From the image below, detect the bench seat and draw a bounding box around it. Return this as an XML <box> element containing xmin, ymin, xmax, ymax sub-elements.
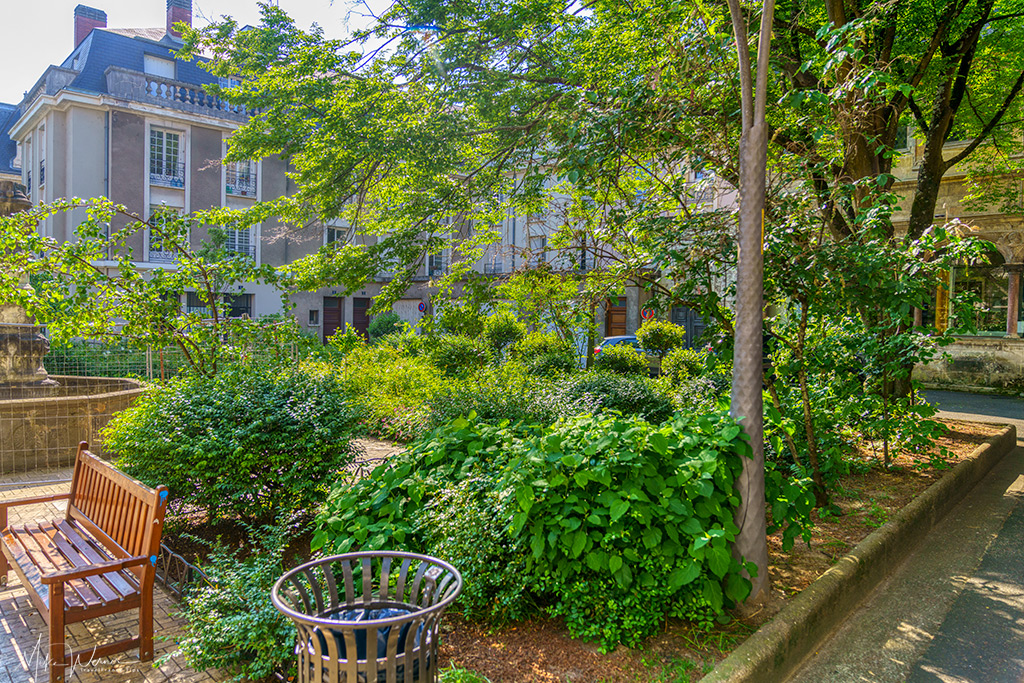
<box><xmin>2</xmin><ymin>519</ymin><xmax>142</xmax><ymax>613</ymax></box>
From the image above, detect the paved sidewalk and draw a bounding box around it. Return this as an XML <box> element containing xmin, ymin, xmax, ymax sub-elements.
<box><xmin>787</xmin><ymin>391</ymin><xmax>1024</xmax><ymax>683</ymax></box>
<box><xmin>1</xmin><ymin>468</ymin><xmax>224</xmax><ymax>683</ymax></box>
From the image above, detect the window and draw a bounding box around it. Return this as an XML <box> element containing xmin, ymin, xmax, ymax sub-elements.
<box><xmin>144</xmin><ymin>55</ymin><xmax>175</xmax><ymax>79</ymax></box>
<box><xmin>148</xmin><ymin>206</ymin><xmax>181</xmax><ymax>263</ymax></box>
<box><xmin>218</xmin><ymin>76</ymin><xmax>243</xmax><ymax>88</ymax></box>
<box><xmin>484</xmin><ymin>255</ymin><xmax>504</xmax><ymax>274</ymax></box>
<box><xmin>326</xmin><ymin>226</ymin><xmax>346</xmax><ymax>244</ymax></box>
<box><xmin>224</xmin><ymin>226</ymin><xmax>254</xmax><ymax>258</ymax></box>
<box><xmin>37</xmin><ymin>127</ymin><xmax>45</xmax><ymax>187</ymax></box>
<box><xmin>225</xmin><ymin>160</ymin><xmax>257</xmax><ymax>196</ymax></box>
<box><xmin>150</xmin><ymin>129</ymin><xmax>184</xmax><ymax>187</ymax></box>
<box><xmin>529</xmin><ymin>235</ymin><xmax>547</xmax><ymax>264</ymax></box>
<box><xmin>952</xmin><ymin>264</ymin><xmax>1009</xmax><ymax>334</ymax></box>
<box><xmin>225</xmin><ymin>293</ymin><xmax>252</xmax><ymax>318</ymax></box>
<box><xmin>428</xmin><ymin>251</ymin><xmax>446</xmax><ymax>276</ymax></box>
<box><xmin>309</xmin><ymin>309</ymin><xmax>320</xmax><ymax>326</ymax></box>
<box><xmin>186</xmin><ymin>292</ymin><xmax>252</xmax><ymax>318</ymax></box>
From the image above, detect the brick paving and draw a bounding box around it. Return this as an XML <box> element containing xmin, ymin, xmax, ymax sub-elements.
<box><xmin>1</xmin><ymin>468</ymin><xmax>226</xmax><ymax>683</ymax></box>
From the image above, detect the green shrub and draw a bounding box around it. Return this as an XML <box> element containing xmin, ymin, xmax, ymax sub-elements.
<box><xmin>336</xmin><ymin>345</ymin><xmax>443</xmax><ymax>441</ymax></box>
<box><xmin>104</xmin><ymin>363</ymin><xmax>360</xmax><ymax>522</ymax></box>
<box><xmin>314</xmin><ymin>413</ymin><xmax>756</xmax><ymax>652</ymax></box>
<box><xmin>367</xmin><ymin>312</ymin><xmax>402</xmax><ymax>340</ymax></box>
<box><xmin>328</xmin><ymin>326</ymin><xmax>366</xmax><ymax>355</ymax></box>
<box><xmin>176</xmin><ymin>522</ymin><xmax>298</xmax><ymax>682</ymax></box>
<box><xmin>421</xmin><ymin>478</ymin><xmax>533</xmax><ymax>623</ymax></box>
<box><xmin>428</xmin><ymin>335</ymin><xmax>491</xmax><ymax>377</ymax></box>
<box><xmin>635</xmin><ymin>319</ymin><xmax>688</xmax><ymax>357</ymax></box>
<box><xmin>434</xmin><ymin>301</ymin><xmax>485</xmax><ymax>338</ymax></box>
<box><xmin>537</xmin><ymin>371</ymin><xmax>674</xmax><ymax>423</ymax></box>
<box><xmin>663</xmin><ymin>347</ymin><xmax>707</xmax><ymax>381</ymax></box>
<box><xmin>509</xmin><ymin>331</ymin><xmax>573</xmax><ymax>360</ymax></box>
<box><xmin>313</xmin><ymin>417</ymin><xmax>518</xmax><ymax>555</ymax></box>
<box><xmin>509</xmin><ymin>332</ymin><xmax>576</xmax><ymax>375</ymax></box>
<box><xmin>426</xmin><ymin>366</ymin><xmax>542</xmax><ymax>427</ymax></box>
<box><xmin>482</xmin><ymin>309</ymin><xmax>527</xmax><ymax>357</ymax></box>
<box><xmin>377</xmin><ymin>328</ymin><xmax>426</xmax><ymax>356</ymax></box>
<box><xmin>506</xmin><ymin>413</ymin><xmax>753</xmax><ymax>650</ymax></box>
<box><xmin>593</xmin><ymin>343</ymin><xmax>648</xmax><ymax>375</ymax></box>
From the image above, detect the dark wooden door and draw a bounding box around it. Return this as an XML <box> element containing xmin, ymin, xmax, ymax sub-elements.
<box><xmin>605</xmin><ymin>297</ymin><xmax>627</xmax><ymax>337</ymax></box>
<box><xmin>323</xmin><ymin>297</ymin><xmax>344</xmax><ymax>343</ymax></box>
<box><xmin>353</xmin><ymin>297</ymin><xmax>371</xmax><ymax>338</ymax></box>
<box><xmin>671</xmin><ymin>305</ymin><xmax>706</xmax><ymax>348</ymax></box>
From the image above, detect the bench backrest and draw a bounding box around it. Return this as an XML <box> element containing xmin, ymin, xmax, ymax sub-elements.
<box><xmin>67</xmin><ymin>442</ymin><xmax>168</xmax><ymax>566</ymax></box>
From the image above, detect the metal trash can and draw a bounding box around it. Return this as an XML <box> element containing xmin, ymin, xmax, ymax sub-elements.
<box><xmin>272</xmin><ymin>551</ymin><xmax>462</xmax><ymax>683</ymax></box>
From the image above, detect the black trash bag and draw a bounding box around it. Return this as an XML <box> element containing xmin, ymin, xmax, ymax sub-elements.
<box><xmin>306</xmin><ymin>607</ymin><xmax>428</xmax><ymax>682</ymax></box>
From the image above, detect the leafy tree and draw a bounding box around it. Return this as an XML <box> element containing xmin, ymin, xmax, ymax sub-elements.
<box><xmin>0</xmin><ymin>198</ymin><xmax>285</xmax><ymax>376</ymax></box>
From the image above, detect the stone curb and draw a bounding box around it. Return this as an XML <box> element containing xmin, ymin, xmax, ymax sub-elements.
<box><xmin>703</xmin><ymin>424</ymin><xmax>1019</xmax><ymax>683</ymax></box>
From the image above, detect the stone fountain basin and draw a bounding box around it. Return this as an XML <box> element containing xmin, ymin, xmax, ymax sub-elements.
<box><xmin>0</xmin><ymin>376</ymin><xmax>147</xmax><ymax>474</ymax></box>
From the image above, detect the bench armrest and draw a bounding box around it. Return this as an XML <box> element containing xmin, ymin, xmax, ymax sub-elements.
<box><xmin>40</xmin><ymin>555</ymin><xmax>153</xmax><ymax>585</ymax></box>
<box><xmin>0</xmin><ymin>492</ymin><xmax>71</xmax><ymax>512</ymax></box>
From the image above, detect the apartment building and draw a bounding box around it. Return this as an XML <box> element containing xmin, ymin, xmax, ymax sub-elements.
<box><xmin>1</xmin><ymin>2</ymin><xmax>335</xmax><ymax>330</ymax></box>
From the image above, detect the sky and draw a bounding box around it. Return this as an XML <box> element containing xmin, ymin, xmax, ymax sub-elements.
<box><xmin>0</xmin><ymin>0</ymin><xmax>378</xmax><ymax>105</ymax></box>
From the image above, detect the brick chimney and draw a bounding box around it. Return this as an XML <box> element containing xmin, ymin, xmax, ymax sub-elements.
<box><xmin>166</xmin><ymin>0</ymin><xmax>192</xmax><ymax>38</ymax></box>
<box><xmin>74</xmin><ymin>5</ymin><xmax>107</xmax><ymax>49</ymax></box>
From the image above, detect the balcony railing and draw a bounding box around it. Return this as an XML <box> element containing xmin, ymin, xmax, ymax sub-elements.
<box><xmin>104</xmin><ymin>67</ymin><xmax>253</xmax><ymax>123</ymax></box>
<box><xmin>148</xmin><ymin>249</ymin><xmax>178</xmax><ymax>264</ymax></box>
<box><xmin>225</xmin><ymin>167</ymin><xmax>258</xmax><ymax>196</ymax></box>
<box><xmin>150</xmin><ymin>160</ymin><xmax>185</xmax><ymax>188</ymax></box>
<box><xmin>225</xmin><ymin>243</ymin><xmax>256</xmax><ymax>259</ymax></box>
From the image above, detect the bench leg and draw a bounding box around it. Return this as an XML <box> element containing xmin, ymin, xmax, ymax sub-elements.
<box><xmin>49</xmin><ymin>584</ymin><xmax>69</xmax><ymax>683</ymax></box>
<box><xmin>0</xmin><ymin>507</ymin><xmax>8</xmax><ymax>586</ymax></box>
<box><xmin>139</xmin><ymin>587</ymin><xmax>154</xmax><ymax>662</ymax></box>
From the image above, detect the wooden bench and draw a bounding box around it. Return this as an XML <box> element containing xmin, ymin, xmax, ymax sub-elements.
<box><xmin>0</xmin><ymin>442</ymin><xmax>168</xmax><ymax>683</ymax></box>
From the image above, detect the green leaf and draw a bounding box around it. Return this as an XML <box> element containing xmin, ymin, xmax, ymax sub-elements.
<box><xmin>608</xmin><ymin>554</ymin><xmax>623</xmax><ymax>573</ymax></box>
<box><xmin>707</xmin><ymin>545</ymin><xmax>731</xmax><ymax>578</ymax></box>
<box><xmin>649</xmin><ymin>432</ymin><xmax>669</xmax><ymax>456</ymax></box>
<box><xmin>570</xmin><ymin>530</ymin><xmax>587</xmax><ymax>558</ymax></box>
<box><xmin>668</xmin><ymin>561</ymin><xmax>701</xmax><ymax>589</ymax></box>
<box><xmin>516</xmin><ymin>486</ymin><xmax>535</xmax><ymax>513</ymax></box>
<box><xmin>609</xmin><ymin>499</ymin><xmax>630</xmax><ymax>522</ymax></box>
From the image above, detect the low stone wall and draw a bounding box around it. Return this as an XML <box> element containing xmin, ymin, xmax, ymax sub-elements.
<box><xmin>0</xmin><ymin>376</ymin><xmax>147</xmax><ymax>473</ymax></box>
<box><xmin>916</xmin><ymin>336</ymin><xmax>1024</xmax><ymax>394</ymax></box>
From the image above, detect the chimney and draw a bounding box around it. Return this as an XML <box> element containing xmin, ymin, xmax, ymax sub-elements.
<box><xmin>74</xmin><ymin>5</ymin><xmax>107</xmax><ymax>49</ymax></box>
<box><xmin>166</xmin><ymin>0</ymin><xmax>192</xmax><ymax>38</ymax></box>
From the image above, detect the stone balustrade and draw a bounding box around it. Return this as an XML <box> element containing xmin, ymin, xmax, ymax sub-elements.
<box><xmin>105</xmin><ymin>66</ymin><xmax>251</xmax><ymax>122</ymax></box>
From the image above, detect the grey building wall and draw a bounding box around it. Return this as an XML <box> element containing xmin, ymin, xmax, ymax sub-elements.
<box><xmin>189</xmin><ymin>125</ymin><xmax>222</xmax><ymax>248</ymax></box>
<box><xmin>109</xmin><ymin>109</ymin><xmax>145</xmax><ymax>254</ymax></box>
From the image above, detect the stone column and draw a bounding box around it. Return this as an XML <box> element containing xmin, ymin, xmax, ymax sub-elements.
<box><xmin>1007</xmin><ymin>265</ymin><xmax>1022</xmax><ymax>338</ymax></box>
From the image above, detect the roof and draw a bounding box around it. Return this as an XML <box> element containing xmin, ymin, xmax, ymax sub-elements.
<box><xmin>0</xmin><ymin>103</ymin><xmax>20</xmax><ymax>176</ymax></box>
<box><xmin>57</xmin><ymin>27</ymin><xmax>218</xmax><ymax>96</ymax></box>
<box><xmin>105</xmin><ymin>27</ymin><xmax>168</xmax><ymax>41</ymax></box>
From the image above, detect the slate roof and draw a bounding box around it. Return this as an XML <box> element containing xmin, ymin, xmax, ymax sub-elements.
<box><xmin>57</xmin><ymin>27</ymin><xmax>218</xmax><ymax>95</ymax></box>
<box><xmin>0</xmin><ymin>103</ymin><xmax>21</xmax><ymax>176</ymax></box>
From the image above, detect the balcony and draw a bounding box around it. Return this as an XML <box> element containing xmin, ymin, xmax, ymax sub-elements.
<box><xmin>105</xmin><ymin>67</ymin><xmax>253</xmax><ymax>123</ymax></box>
<box><xmin>225</xmin><ymin>167</ymin><xmax>258</xmax><ymax>197</ymax></box>
<box><xmin>150</xmin><ymin>160</ymin><xmax>185</xmax><ymax>188</ymax></box>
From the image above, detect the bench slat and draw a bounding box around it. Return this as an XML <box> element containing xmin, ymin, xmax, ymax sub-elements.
<box><xmin>37</xmin><ymin>521</ymin><xmax>130</xmax><ymax>604</ymax></box>
<box><xmin>2</xmin><ymin>530</ymin><xmax>52</xmax><ymax>608</ymax></box>
<box><xmin>19</xmin><ymin>523</ymin><xmax>107</xmax><ymax>607</ymax></box>
<box><xmin>53</xmin><ymin>519</ymin><xmax>139</xmax><ymax>596</ymax></box>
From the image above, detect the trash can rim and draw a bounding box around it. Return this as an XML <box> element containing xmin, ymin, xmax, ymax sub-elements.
<box><xmin>271</xmin><ymin>550</ymin><xmax>463</xmax><ymax>629</ymax></box>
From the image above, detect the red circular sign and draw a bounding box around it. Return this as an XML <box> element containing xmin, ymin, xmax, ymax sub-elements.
<box><xmin>641</xmin><ymin>308</ymin><xmax>655</xmax><ymax>320</ymax></box>
<box><xmin>418</xmin><ymin>302</ymin><xmax>427</xmax><ymax>313</ymax></box>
